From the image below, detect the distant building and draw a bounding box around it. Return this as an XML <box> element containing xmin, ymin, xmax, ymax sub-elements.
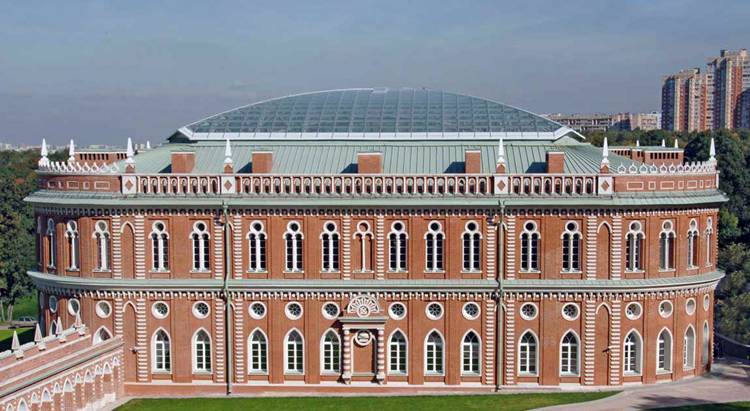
<box><xmin>661</xmin><ymin>68</ymin><xmax>707</xmax><ymax>132</ymax></box>
<box><xmin>545</xmin><ymin>113</ymin><xmax>661</xmax><ymax>133</ymax></box>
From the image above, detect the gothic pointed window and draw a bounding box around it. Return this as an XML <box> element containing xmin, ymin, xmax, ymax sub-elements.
<box><xmin>150</xmin><ymin>222</ymin><xmax>169</xmax><ymax>271</ymax></box>
<box><xmin>321</xmin><ymin>222</ymin><xmax>340</xmax><ymax>272</ymax></box>
<box><xmin>461</xmin><ymin>331</ymin><xmax>480</xmax><ymax>375</ymax></box>
<box><xmin>623</xmin><ymin>330</ymin><xmax>642</xmax><ymax>374</ymax></box>
<box><xmin>93</xmin><ymin>221</ymin><xmax>110</xmax><ymax>271</ymax></box>
<box><xmin>247</xmin><ymin>221</ymin><xmax>267</xmax><ymax>272</ymax></box>
<box><xmin>193</xmin><ymin>329</ymin><xmax>211</xmax><ymax>372</ymax></box>
<box><xmin>425</xmin><ymin>331</ymin><xmax>444</xmax><ymax>375</ymax></box>
<box><xmin>518</xmin><ymin>331</ymin><xmax>538</xmax><ymax>375</ymax></box>
<box><xmin>248</xmin><ymin>329</ymin><xmax>268</xmax><ymax>373</ymax></box>
<box><xmin>520</xmin><ymin>221</ymin><xmax>540</xmax><ymax>272</ymax></box>
<box><xmin>388</xmin><ymin>222</ymin><xmax>408</xmax><ymax>272</ymax></box>
<box><xmin>285</xmin><ymin>222</ymin><xmax>304</xmax><ymax>272</ymax></box>
<box><xmin>705</xmin><ymin>218</ymin><xmax>713</xmax><ymax>266</ymax></box>
<box><xmin>625</xmin><ymin>221</ymin><xmax>644</xmax><ymax>271</ymax></box>
<box><xmin>560</xmin><ymin>331</ymin><xmax>579</xmax><ymax>376</ymax></box>
<box><xmin>389</xmin><ymin>330</ymin><xmax>407</xmax><ymax>374</ymax></box>
<box><xmin>153</xmin><ymin>329</ymin><xmax>171</xmax><ymax>372</ymax></box>
<box><xmin>561</xmin><ymin>221</ymin><xmax>581</xmax><ymax>272</ymax></box>
<box><xmin>684</xmin><ymin>326</ymin><xmax>695</xmax><ymax>369</ymax></box>
<box><xmin>321</xmin><ymin>330</ymin><xmax>341</xmax><ymax>373</ymax></box>
<box><xmin>285</xmin><ymin>330</ymin><xmax>304</xmax><ymax>373</ymax></box>
<box><xmin>687</xmin><ymin>219</ymin><xmax>699</xmax><ymax>268</ymax></box>
<box><xmin>424</xmin><ymin>221</ymin><xmax>444</xmax><ymax>272</ymax></box>
<box><xmin>657</xmin><ymin>329</ymin><xmax>673</xmax><ymax>372</ymax></box>
<box><xmin>46</xmin><ymin>218</ymin><xmax>56</xmax><ymax>268</ymax></box>
<box><xmin>462</xmin><ymin>221</ymin><xmax>482</xmax><ymax>272</ymax></box>
<box><xmin>659</xmin><ymin>221</ymin><xmax>675</xmax><ymax>270</ymax></box>
<box><xmin>65</xmin><ymin>220</ymin><xmax>79</xmax><ymax>270</ymax></box>
<box><xmin>190</xmin><ymin>222</ymin><xmax>210</xmax><ymax>271</ymax></box>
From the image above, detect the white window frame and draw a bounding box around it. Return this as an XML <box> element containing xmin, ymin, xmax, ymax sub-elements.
<box><xmin>152</xmin><ymin>328</ymin><xmax>171</xmax><ymax>373</ymax></box>
<box><xmin>684</xmin><ymin>325</ymin><xmax>696</xmax><ymax>370</ymax></box>
<box><xmin>702</xmin><ymin>321</ymin><xmax>710</xmax><ymax>366</ymax></box>
<box><xmin>46</xmin><ymin>218</ymin><xmax>56</xmax><ymax>268</ymax></box>
<box><xmin>658</xmin><ymin>220</ymin><xmax>676</xmax><ymax>271</ymax></box>
<box><xmin>462</xmin><ymin>302</ymin><xmax>481</xmax><ymax>320</ymax></box>
<box><xmin>518</xmin><ymin>330</ymin><xmax>538</xmax><ymax>376</ymax></box>
<box><xmin>247</xmin><ymin>221</ymin><xmax>267</xmax><ymax>272</ymax></box>
<box><xmin>190</xmin><ymin>221</ymin><xmax>210</xmax><ymax>272</ymax></box>
<box><xmin>320</xmin><ymin>329</ymin><xmax>341</xmax><ymax>374</ymax></box>
<box><xmin>320</xmin><ymin>221</ymin><xmax>340</xmax><ymax>273</ymax></box>
<box><xmin>656</xmin><ymin>328</ymin><xmax>673</xmax><ymax>373</ymax></box>
<box><xmin>353</xmin><ymin>221</ymin><xmax>373</xmax><ymax>272</ymax></box>
<box><xmin>248</xmin><ymin>328</ymin><xmax>268</xmax><ymax>374</ymax></box>
<box><xmin>284</xmin><ymin>221</ymin><xmax>304</xmax><ymax>272</ymax></box>
<box><xmin>462</xmin><ymin>221</ymin><xmax>482</xmax><ymax>272</ymax></box>
<box><xmin>249</xmin><ymin>302</ymin><xmax>267</xmax><ymax>320</ymax></box>
<box><xmin>65</xmin><ymin>220</ymin><xmax>79</xmax><ymax>270</ymax></box>
<box><xmin>388</xmin><ymin>221</ymin><xmax>408</xmax><ymax>272</ymax></box>
<box><xmin>559</xmin><ymin>331</ymin><xmax>580</xmax><ymax>376</ymax></box>
<box><xmin>388</xmin><ymin>329</ymin><xmax>408</xmax><ymax>375</ymax></box>
<box><xmin>284</xmin><ymin>329</ymin><xmax>305</xmax><ymax>374</ymax></box>
<box><xmin>93</xmin><ymin>326</ymin><xmax>113</xmax><ymax>344</ymax></box>
<box><xmin>520</xmin><ymin>221</ymin><xmax>540</xmax><ymax>272</ymax></box>
<box><xmin>705</xmin><ymin>218</ymin><xmax>713</xmax><ymax>266</ymax></box>
<box><xmin>625</xmin><ymin>221</ymin><xmax>644</xmax><ymax>272</ymax></box>
<box><xmin>687</xmin><ymin>219</ymin><xmax>699</xmax><ymax>269</ymax></box>
<box><xmin>623</xmin><ymin>330</ymin><xmax>642</xmax><ymax>375</ymax></box>
<box><xmin>561</xmin><ymin>221</ymin><xmax>581</xmax><ymax>273</ymax></box>
<box><xmin>192</xmin><ymin>329</ymin><xmax>212</xmax><ymax>373</ymax></box>
<box><xmin>424</xmin><ymin>330</ymin><xmax>445</xmax><ymax>375</ymax></box>
<box><xmin>461</xmin><ymin>330</ymin><xmax>481</xmax><ymax>376</ymax></box>
<box><xmin>93</xmin><ymin>221</ymin><xmax>110</xmax><ymax>271</ymax></box>
<box><xmin>424</xmin><ymin>221</ymin><xmax>445</xmax><ymax>272</ymax></box>
<box><xmin>150</xmin><ymin>222</ymin><xmax>169</xmax><ymax>271</ymax></box>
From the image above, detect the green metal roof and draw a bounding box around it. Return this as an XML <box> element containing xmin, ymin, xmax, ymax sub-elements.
<box><xmin>122</xmin><ymin>139</ymin><xmax>636</xmax><ymax>175</ymax></box>
<box><xmin>176</xmin><ymin>88</ymin><xmax>576</xmax><ymax>141</ymax></box>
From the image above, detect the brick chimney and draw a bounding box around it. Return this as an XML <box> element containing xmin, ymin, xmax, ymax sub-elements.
<box><xmin>251</xmin><ymin>151</ymin><xmax>273</xmax><ymax>173</ymax></box>
<box><xmin>171</xmin><ymin>151</ymin><xmax>195</xmax><ymax>173</ymax></box>
<box><xmin>357</xmin><ymin>152</ymin><xmax>383</xmax><ymax>174</ymax></box>
<box><xmin>464</xmin><ymin>150</ymin><xmax>481</xmax><ymax>173</ymax></box>
<box><xmin>546</xmin><ymin>151</ymin><xmax>565</xmax><ymax>174</ymax></box>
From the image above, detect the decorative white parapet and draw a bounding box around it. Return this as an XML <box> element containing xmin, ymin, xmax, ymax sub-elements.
<box><xmin>38</xmin><ymin>160</ymin><xmax>120</xmax><ymax>175</ymax></box>
<box><xmin>613</xmin><ymin>161</ymin><xmax>716</xmax><ymax>175</ymax></box>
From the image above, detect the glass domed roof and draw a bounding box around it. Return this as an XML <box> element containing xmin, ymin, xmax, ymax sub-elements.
<box><xmin>177</xmin><ymin>88</ymin><xmax>571</xmax><ymax>141</ymax></box>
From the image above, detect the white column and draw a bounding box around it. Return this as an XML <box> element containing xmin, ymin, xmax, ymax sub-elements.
<box><xmin>376</xmin><ymin>328</ymin><xmax>385</xmax><ymax>383</ymax></box>
<box><xmin>342</xmin><ymin>328</ymin><xmax>352</xmax><ymax>383</ymax></box>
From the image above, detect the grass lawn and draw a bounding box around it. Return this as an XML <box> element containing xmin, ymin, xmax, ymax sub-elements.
<box><xmin>10</xmin><ymin>294</ymin><xmax>38</xmax><ymax>320</ymax></box>
<box><xmin>0</xmin><ymin>327</ymin><xmax>34</xmax><ymax>351</ymax></box>
<box><xmin>653</xmin><ymin>402</ymin><xmax>750</xmax><ymax>410</ymax></box>
<box><xmin>117</xmin><ymin>391</ymin><xmax>617</xmax><ymax>411</ymax></box>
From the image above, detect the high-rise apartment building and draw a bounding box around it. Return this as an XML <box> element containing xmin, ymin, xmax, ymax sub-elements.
<box><xmin>661</xmin><ymin>68</ymin><xmax>707</xmax><ymax>132</ymax></box>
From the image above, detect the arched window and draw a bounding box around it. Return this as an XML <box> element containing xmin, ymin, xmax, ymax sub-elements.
<box><xmin>285</xmin><ymin>330</ymin><xmax>304</xmax><ymax>373</ymax></box>
<box><xmin>705</xmin><ymin>218</ymin><xmax>713</xmax><ymax>266</ymax></box>
<box><xmin>354</xmin><ymin>221</ymin><xmax>373</xmax><ymax>272</ymax></box>
<box><xmin>150</xmin><ymin>222</ymin><xmax>169</xmax><ymax>271</ymax></box>
<box><xmin>520</xmin><ymin>221</ymin><xmax>540</xmax><ymax>272</ymax></box>
<box><xmin>190</xmin><ymin>221</ymin><xmax>210</xmax><ymax>271</ymax></box>
<box><xmin>247</xmin><ymin>221</ymin><xmax>266</xmax><ymax>272</ymax></box>
<box><xmin>93</xmin><ymin>326</ymin><xmax>112</xmax><ymax>344</ymax></box>
<box><xmin>623</xmin><ymin>330</ymin><xmax>642</xmax><ymax>374</ymax></box>
<box><xmin>518</xmin><ymin>331</ymin><xmax>538</xmax><ymax>375</ymax></box>
<box><xmin>248</xmin><ymin>329</ymin><xmax>267</xmax><ymax>373</ymax></box>
<box><xmin>193</xmin><ymin>329</ymin><xmax>211</xmax><ymax>372</ymax></box>
<box><xmin>461</xmin><ymin>331</ymin><xmax>480</xmax><ymax>375</ymax></box>
<box><xmin>659</xmin><ymin>221</ymin><xmax>675</xmax><ymax>270</ymax></box>
<box><xmin>65</xmin><ymin>220</ymin><xmax>79</xmax><ymax>270</ymax></box>
<box><xmin>389</xmin><ymin>330</ymin><xmax>407</xmax><ymax>374</ymax></box>
<box><xmin>625</xmin><ymin>221</ymin><xmax>644</xmax><ymax>271</ymax></box>
<box><xmin>46</xmin><ymin>218</ymin><xmax>56</xmax><ymax>268</ymax></box>
<box><xmin>657</xmin><ymin>329</ymin><xmax>672</xmax><ymax>372</ymax></box>
<box><xmin>425</xmin><ymin>331</ymin><xmax>444</xmax><ymax>375</ymax></box>
<box><xmin>687</xmin><ymin>219</ymin><xmax>699</xmax><ymax>268</ymax></box>
<box><xmin>561</xmin><ymin>221</ymin><xmax>581</xmax><ymax>272</ymax></box>
<box><xmin>424</xmin><ymin>221</ymin><xmax>444</xmax><ymax>272</ymax></box>
<box><xmin>462</xmin><ymin>221</ymin><xmax>482</xmax><ymax>272</ymax></box>
<box><xmin>321</xmin><ymin>222</ymin><xmax>340</xmax><ymax>272</ymax></box>
<box><xmin>284</xmin><ymin>222</ymin><xmax>304</xmax><ymax>272</ymax></box>
<box><xmin>702</xmin><ymin>322</ymin><xmax>710</xmax><ymax>366</ymax></box>
<box><xmin>93</xmin><ymin>221</ymin><xmax>110</xmax><ymax>271</ymax></box>
<box><xmin>684</xmin><ymin>326</ymin><xmax>695</xmax><ymax>369</ymax></box>
<box><xmin>560</xmin><ymin>331</ymin><xmax>579</xmax><ymax>376</ymax></box>
<box><xmin>153</xmin><ymin>329</ymin><xmax>171</xmax><ymax>372</ymax></box>
<box><xmin>321</xmin><ymin>330</ymin><xmax>340</xmax><ymax>373</ymax></box>
<box><xmin>388</xmin><ymin>222</ymin><xmax>408</xmax><ymax>272</ymax></box>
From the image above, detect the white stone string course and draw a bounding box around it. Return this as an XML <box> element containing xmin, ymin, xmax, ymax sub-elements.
<box><xmin>38</xmin><ymin>161</ymin><xmax>121</xmax><ymax>174</ymax></box>
<box><xmin>613</xmin><ymin>161</ymin><xmax>716</xmax><ymax>175</ymax></box>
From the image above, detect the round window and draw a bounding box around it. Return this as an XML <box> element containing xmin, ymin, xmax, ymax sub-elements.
<box><xmin>625</xmin><ymin>302</ymin><xmax>642</xmax><ymax>320</ymax></box>
<box><xmin>659</xmin><ymin>300</ymin><xmax>673</xmax><ymax>318</ymax></box>
<box><xmin>193</xmin><ymin>301</ymin><xmax>210</xmax><ymax>319</ymax></box>
<box><xmin>389</xmin><ymin>302</ymin><xmax>406</xmax><ymax>320</ymax></box>
<box><xmin>393</xmin><ymin>222</ymin><xmax>404</xmax><ymax>231</ymax></box>
<box><xmin>95</xmin><ymin>301</ymin><xmax>112</xmax><ymax>319</ymax></box>
<box><xmin>67</xmin><ymin>298</ymin><xmax>80</xmax><ymax>316</ymax></box>
<box><xmin>520</xmin><ymin>303</ymin><xmax>538</xmax><ymax>320</ymax></box>
<box><xmin>425</xmin><ymin>302</ymin><xmax>443</xmax><ymax>320</ymax></box>
<box><xmin>686</xmin><ymin>298</ymin><xmax>696</xmax><ymax>315</ymax></box>
<box><xmin>525</xmin><ymin>221</ymin><xmax>536</xmax><ymax>231</ymax></box>
<box><xmin>630</xmin><ymin>221</ymin><xmax>641</xmax><ymax>231</ymax></box>
<box><xmin>561</xmin><ymin>303</ymin><xmax>579</xmax><ymax>321</ymax></box>
<box><xmin>152</xmin><ymin>301</ymin><xmax>169</xmax><ymax>319</ymax></box>
<box><xmin>322</xmin><ymin>302</ymin><xmax>340</xmax><ymax>319</ymax></box>
<box><xmin>703</xmin><ymin>295</ymin><xmax>710</xmax><ymax>311</ymax></box>
<box><xmin>49</xmin><ymin>296</ymin><xmax>58</xmax><ymax>313</ymax></box>
<box><xmin>285</xmin><ymin>302</ymin><xmax>303</xmax><ymax>320</ymax></box>
<box><xmin>462</xmin><ymin>302</ymin><xmax>480</xmax><ymax>320</ymax></box>
<box><xmin>429</xmin><ymin>222</ymin><xmax>440</xmax><ymax>231</ymax></box>
<box><xmin>467</xmin><ymin>222</ymin><xmax>477</xmax><ymax>231</ymax></box>
<box><xmin>252</xmin><ymin>222</ymin><xmax>263</xmax><ymax>231</ymax></box>
<box><xmin>566</xmin><ymin>222</ymin><xmax>577</xmax><ymax>231</ymax></box>
<box><xmin>249</xmin><ymin>302</ymin><xmax>266</xmax><ymax>320</ymax></box>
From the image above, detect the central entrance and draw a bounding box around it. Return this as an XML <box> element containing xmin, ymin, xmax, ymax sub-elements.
<box><xmin>340</xmin><ymin>295</ymin><xmax>387</xmax><ymax>384</ymax></box>
<box><xmin>352</xmin><ymin>330</ymin><xmax>376</xmax><ymax>377</ymax></box>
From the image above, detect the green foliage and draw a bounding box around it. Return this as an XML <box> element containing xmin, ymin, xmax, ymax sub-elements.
<box><xmin>0</xmin><ymin>327</ymin><xmax>34</xmax><ymax>351</ymax></box>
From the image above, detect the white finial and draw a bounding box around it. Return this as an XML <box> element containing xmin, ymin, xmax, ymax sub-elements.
<box><xmin>709</xmin><ymin>137</ymin><xmax>716</xmax><ymax>163</ymax></box>
<box><xmin>674</xmin><ymin>138</ymin><xmax>679</xmax><ymax>148</ymax></box>
<box><xmin>224</xmin><ymin>138</ymin><xmax>233</xmax><ymax>165</ymax></box>
<box><xmin>38</xmin><ymin>139</ymin><xmax>49</xmax><ymax>167</ymax></box>
<box><xmin>146</xmin><ymin>140</ymin><xmax>151</xmax><ymax>150</ymax></box>
<box><xmin>74</xmin><ymin>311</ymin><xmax>82</xmax><ymax>328</ymax></box>
<box><xmin>11</xmin><ymin>330</ymin><xmax>20</xmax><ymax>351</ymax></box>
<box><xmin>68</xmin><ymin>139</ymin><xmax>76</xmax><ymax>163</ymax></box>
<box><xmin>496</xmin><ymin>135</ymin><xmax>506</xmax><ymax>165</ymax></box>
<box><xmin>601</xmin><ymin>137</ymin><xmax>610</xmax><ymax>168</ymax></box>
<box><xmin>661</xmin><ymin>139</ymin><xmax>666</xmax><ymax>147</ymax></box>
<box><xmin>55</xmin><ymin>317</ymin><xmax>63</xmax><ymax>335</ymax></box>
<box><xmin>34</xmin><ymin>323</ymin><xmax>43</xmax><ymax>343</ymax></box>
<box><xmin>126</xmin><ymin>138</ymin><xmax>135</xmax><ymax>165</ymax></box>
<box><xmin>636</xmin><ymin>139</ymin><xmax>640</xmax><ymax>147</ymax></box>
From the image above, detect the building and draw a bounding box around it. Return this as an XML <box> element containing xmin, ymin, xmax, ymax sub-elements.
<box><xmin>661</xmin><ymin>68</ymin><xmax>707</xmax><ymax>132</ymax></box>
<box><xmin>663</xmin><ymin>49</ymin><xmax>750</xmax><ymax>131</ymax></box>
<box><xmin>19</xmin><ymin>88</ymin><xmax>723</xmax><ymax>400</ymax></box>
<box><xmin>544</xmin><ymin>113</ymin><xmax>661</xmax><ymax>133</ymax></box>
